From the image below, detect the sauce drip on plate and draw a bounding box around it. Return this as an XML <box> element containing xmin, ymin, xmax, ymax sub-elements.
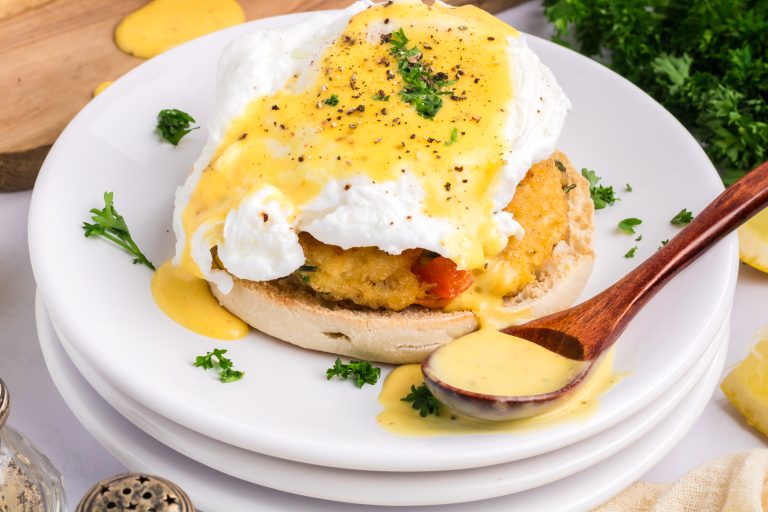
<box><xmin>151</xmin><ymin>261</ymin><xmax>248</xmax><ymax>340</ymax></box>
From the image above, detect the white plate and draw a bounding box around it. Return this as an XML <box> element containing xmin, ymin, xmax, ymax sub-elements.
<box><xmin>28</xmin><ymin>11</ymin><xmax>738</xmax><ymax>471</ymax></box>
<box><xmin>38</xmin><ymin>294</ymin><xmax>728</xmax><ymax>506</ymax></box>
<box><xmin>39</xmin><ymin>292</ymin><xmax>728</xmax><ymax>511</ymax></box>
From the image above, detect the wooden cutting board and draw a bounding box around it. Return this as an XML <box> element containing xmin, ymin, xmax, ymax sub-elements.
<box><xmin>0</xmin><ymin>0</ymin><xmax>523</xmax><ymax>191</ymax></box>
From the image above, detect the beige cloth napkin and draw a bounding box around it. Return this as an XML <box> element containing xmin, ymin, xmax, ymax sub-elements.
<box><xmin>593</xmin><ymin>449</ymin><xmax>768</xmax><ymax>511</ymax></box>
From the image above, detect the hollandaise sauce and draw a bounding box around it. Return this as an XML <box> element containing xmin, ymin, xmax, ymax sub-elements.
<box><xmin>115</xmin><ymin>0</ymin><xmax>245</xmax><ymax>59</ymax></box>
<box><xmin>426</xmin><ymin>328</ymin><xmax>586</xmax><ymax>396</ymax></box>
<box><xmin>151</xmin><ymin>261</ymin><xmax>248</xmax><ymax>340</ymax></box>
<box><xmin>92</xmin><ymin>81</ymin><xmax>113</xmax><ymax>97</ymax></box>
<box><xmin>378</xmin><ymin>350</ymin><xmax>620</xmax><ymax>437</ymax></box>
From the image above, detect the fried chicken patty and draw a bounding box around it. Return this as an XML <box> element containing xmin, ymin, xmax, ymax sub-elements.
<box><xmin>295</xmin><ymin>157</ymin><xmax>571</xmax><ymax>310</ymax></box>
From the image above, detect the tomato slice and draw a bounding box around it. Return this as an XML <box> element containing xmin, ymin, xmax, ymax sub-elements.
<box><xmin>413</xmin><ymin>256</ymin><xmax>473</xmax><ymax>301</ymax></box>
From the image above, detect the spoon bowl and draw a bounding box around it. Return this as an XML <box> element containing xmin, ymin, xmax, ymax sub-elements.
<box><xmin>423</xmin><ymin>357</ymin><xmax>592</xmax><ymax>421</ymax></box>
<box><xmin>423</xmin><ymin>160</ymin><xmax>768</xmax><ymax>422</ymax></box>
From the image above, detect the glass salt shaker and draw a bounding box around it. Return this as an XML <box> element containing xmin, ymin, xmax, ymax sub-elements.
<box><xmin>0</xmin><ymin>377</ymin><xmax>67</xmax><ymax>512</ymax></box>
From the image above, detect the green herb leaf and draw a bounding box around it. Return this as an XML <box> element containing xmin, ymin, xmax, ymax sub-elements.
<box><xmin>624</xmin><ymin>246</ymin><xmax>638</xmax><ymax>259</ymax></box>
<box><xmin>326</xmin><ymin>358</ymin><xmax>381</xmax><ymax>388</ymax></box>
<box><xmin>670</xmin><ymin>208</ymin><xmax>694</xmax><ymax>225</ymax></box>
<box><xmin>156</xmin><ymin>109</ymin><xmax>197</xmax><ymax>145</ymax></box>
<box><xmin>444</xmin><ymin>127</ymin><xmax>459</xmax><ymax>146</ymax></box>
<box><xmin>82</xmin><ymin>192</ymin><xmax>155</xmax><ymax>270</ymax></box>
<box><xmin>324</xmin><ymin>94</ymin><xmax>340</xmax><ymax>106</ymax></box>
<box><xmin>563</xmin><ymin>183</ymin><xmax>577</xmax><ymax>193</ymax></box>
<box><xmin>635</xmin><ymin>234</ymin><xmax>643</xmax><ymax>242</ymax></box>
<box><xmin>388</xmin><ymin>28</ymin><xmax>455</xmax><ymax>119</ymax></box>
<box><xmin>194</xmin><ymin>348</ymin><xmax>245</xmax><ymax>383</ymax></box>
<box><xmin>401</xmin><ymin>383</ymin><xmax>441</xmax><ymax>417</ymax></box>
<box><xmin>555</xmin><ymin>160</ymin><xmax>567</xmax><ymax>173</ymax></box>
<box><xmin>659</xmin><ymin>239</ymin><xmax>670</xmax><ymax>249</ymax></box>
<box><xmin>581</xmin><ymin>168</ymin><xmax>618</xmax><ymax>209</ymax></box>
<box><xmin>618</xmin><ymin>217</ymin><xmax>642</xmax><ymax>234</ymax></box>
<box><xmin>625</xmin><ymin>183</ymin><xmax>633</xmax><ymax>192</ymax></box>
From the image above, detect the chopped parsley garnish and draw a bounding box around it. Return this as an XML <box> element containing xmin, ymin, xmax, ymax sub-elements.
<box><xmin>671</xmin><ymin>208</ymin><xmax>694</xmax><ymax>225</ymax></box>
<box><xmin>563</xmin><ymin>183</ymin><xmax>577</xmax><ymax>193</ymax></box>
<box><xmin>625</xmin><ymin>183</ymin><xmax>633</xmax><ymax>192</ymax></box>
<box><xmin>401</xmin><ymin>383</ymin><xmax>441</xmax><ymax>417</ymax></box>
<box><xmin>82</xmin><ymin>192</ymin><xmax>155</xmax><ymax>270</ymax></box>
<box><xmin>298</xmin><ymin>265</ymin><xmax>317</xmax><ymax>272</ymax></box>
<box><xmin>373</xmin><ymin>90</ymin><xmax>390</xmax><ymax>101</ymax></box>
<box><xmin>156</xmin><ymin>109</ymin><xmax>197</xmax><ymax>145</ymax></box>
<box><xmin>388</xmin><ymin>28</ymin><xmax>455</xmax><ymax>119</ymax></box>
<box><xmin>555</xmin><ymin>160</ymin><xmax>567</xmax><ymax>173</ymax></box>
<box><xmin>581</xmin><ymin>168</ymin><xmax>618</xmax><ymax>209</ymax></box>
<box><xmin>618</xmin><ymin>217</ymin><xmax>642</xmax><ymax>235</ymax></box>
<box><xmin>326</xmin><ymin>358</ymin><xmax>381</xmax><ymax>388</ymax></box>
<box><xmin>444</xmin><ymin>127</ymin><xmax>459</xmax><ymax>146</ymax></box>
<box><xmin>194</xmin><ymin>348</ymin><xmax>245</xmax><ymax>383</ymax></box>
<box><xmin>323</xmin><ymin>94</ymin><xmax>340</xmax><ymax>106</ymax></box>
<box><xmin>624</xmin><ymin>246</ymin><xmax>638</xmax><ymax>259</ymax></box>
<box><xmin>635</xmin><ymin>234</ymin><xmax>643</xmax><ymax>242</ymax></box>
<box><xmin>660</xmin><ymin>239</ymin><xmax>670</xmax><ymax>249</ymax></box>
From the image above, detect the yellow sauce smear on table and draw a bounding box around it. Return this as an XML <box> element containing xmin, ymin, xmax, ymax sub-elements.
<box><xmin>151</xmin><ymin>260</ymin><xmax>248</xmax><ymax>340</ymax></box>
<box><xmin>92</xmin><ymin>81</ymin><xmax>113</xmax><ymax>97</ymax></box>
<box><xmin>115</xmin><ymin>0</ymin><xmax>245</xmax><ymax>59</ymax></box>
<box><xmin>427</xmin><ymin>328</ymin><xmax>587</xmax><ymax>396</ymax></box>
<box><xmin>378</xmin><ymin>347</ymin><xmax>621</xmax><ymax>437</ymax></box>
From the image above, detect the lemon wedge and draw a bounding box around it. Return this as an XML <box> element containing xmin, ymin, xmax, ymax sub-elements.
<box><xmin>721</xmin><ymin>329</ymin><xmax>768</xmax><ymax>437</ymax></box>
<box><xmin>739</xmin><ymin>207</ymin><xmax>768</xmax><ymax>273</ymax></box>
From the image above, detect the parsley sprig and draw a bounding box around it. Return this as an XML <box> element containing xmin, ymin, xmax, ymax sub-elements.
<box><xmin>326</xmin><ymin>358</ymin><xmax>381</xmax><ymax>388</ymax></box>
<box><xmin>671</xmin><ymin>208</ymin><xmax>694</xmax><ymax>225</ymax></box>
<box><xmin>581</xmin><ymin>168</ymin><xmax>618</xmax><ymax>209</ymax></box>
<box><xmin>388</xmin><ymin>28</ymin><xmax>455</xmax><ymax>119</ymax></box>
<box><xmin>156</xmin><ymin>109</ymin><xmax>197</xmax><ymax>145</ymax></box>
<box><xmin>194</xmin><ymin>348</ymin><xmax>245</xmax><ymax>383</ymax></box>
<box><xmin>82</xmin><ymin>192</ymin><xmax>155</xmax><ymax>270</ymax></box>
<box><xmin>401</xmin><ymin>383</ymin><xmax>441</xmax><ymax>417</ymax></box>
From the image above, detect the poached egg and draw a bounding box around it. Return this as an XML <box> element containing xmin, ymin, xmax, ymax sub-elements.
<box><xmin>172</xmin><ymin>0</ymin><xmax>570</xmax><ymax>295</ymax></box>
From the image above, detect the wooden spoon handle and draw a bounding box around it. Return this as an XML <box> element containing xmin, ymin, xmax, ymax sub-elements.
<box><xmin>589</xmin><ymin>160</ymin><xmax>768</xmax><ymax>355</ymax></box>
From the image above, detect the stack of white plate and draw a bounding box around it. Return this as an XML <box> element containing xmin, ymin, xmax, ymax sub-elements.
<box><xmin>29</xmin><ymin>11</ymin><xmax>739</xmax><ymax>512</ymax></box>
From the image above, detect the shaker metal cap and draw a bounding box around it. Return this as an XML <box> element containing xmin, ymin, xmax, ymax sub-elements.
<box><xmin>77</xmin><ymin>473</ymin><xmax>194</xmax><ymax>512</ymax></box>
<box><xmin>0</xmin><ymin>377</ymin><xmax>9</xmax><ymax>428</ymax></box>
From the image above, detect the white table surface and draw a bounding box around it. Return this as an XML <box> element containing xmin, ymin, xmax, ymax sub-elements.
<box><xmin>1</xmin><ymin>2</ymin><xmax>766</xmax><ymax>509</ymax></box>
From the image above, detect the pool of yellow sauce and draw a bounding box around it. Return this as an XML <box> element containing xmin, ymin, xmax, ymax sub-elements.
<box><xmin>179</xmin><ymin>1</ymin><xmax>519</xmax><ymax>277</ymax></box>
<box><xmin>115</xmin><ymin>0</ymin><xmax>245</xmax><ymax>59</ymax></box>
<box><xmin>378</xmin><ymin>350</ymin><xmax>620</xmax><ymax>437</ymax></box>
<box><xmin>151</xmin><ymin>260</ymin><xmax>248</xmax><ymax>340</ymax></box>
<box><xmin>427</xmin><ymin>328</ymin><xmax>586</xmax><ymax>396</ymax></box>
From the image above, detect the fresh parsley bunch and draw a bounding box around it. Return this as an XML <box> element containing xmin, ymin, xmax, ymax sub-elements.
<box><xmin>544</xmin><ymin>0</ymin><xmax>768</xmax><ymax>184</ymax></box>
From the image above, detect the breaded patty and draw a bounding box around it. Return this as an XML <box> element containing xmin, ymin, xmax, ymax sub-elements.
<box><xmin>296</xmin><ymin>157</ymin><xmax>571</xmax><ymax>310</ymax></box>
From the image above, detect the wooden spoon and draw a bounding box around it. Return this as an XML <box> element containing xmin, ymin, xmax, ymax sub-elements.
<box><xmin>423</xmin><ymin>160</ymin><xmax>768</xmax><ymax>421</ymax></box>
